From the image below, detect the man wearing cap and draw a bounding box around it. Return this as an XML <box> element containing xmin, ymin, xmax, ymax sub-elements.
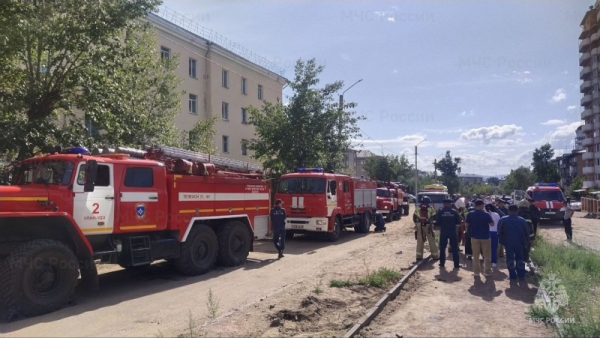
<box><xmin>465</xmin><ymin>200</ymin><xmax>494</xmax><ymax>277</ymax></box>
<box><xmin>413</xmin><ymin>196</ymin><xmax>439</xmax><ymax>261</ymax></box>
<box><xmin>497</xmin><ymin>205</ymin><xmax>529</xmax><ymax>280</ymax></box>
<box><xmin>436</xmin><ymin>199</ymin><xmax>462</xmax><ymax>269</ymax></box>
<box><xmin>270</xmin><ymin>199</ymin><xmax>287</xmax><ymax>259</ymax></box>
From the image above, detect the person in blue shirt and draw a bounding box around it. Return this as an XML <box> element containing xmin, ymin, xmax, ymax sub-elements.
<box><xmin>465</xmin><ymin>200</ymin><xmax>494</xmax><ymax>277</ymax></box>
<box><xmin>497</xmin><ymin>205</ymin><xmax>529</xmax><ymax>280</ymax></box>
<box><xmin>270</xmin><ymin>199</ymin><xmax>287</xmax><ymax>259</ymax></box>
<box><xmin>436</xmin><ymin>199</ymin><xmax>462</xmax><ymax>269</ymax></box>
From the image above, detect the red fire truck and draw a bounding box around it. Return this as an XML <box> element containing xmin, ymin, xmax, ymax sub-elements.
<box><xmin>526</xmin><ymin>183</ymin><xmax>566</xmax><ymax>221</ymax></box>
<box><xmin>275</xmin><ymin>168</ymin><xmax>376</xmax><ymax>241</ymax></box>
<box><xmin>392</xmin><ymin>182</ymin><xmax>410</xmax><ymax>216</ymax></box>
<box><xmin>376</xmin><ymin>182</ymin><xmax>401</xmax><ymax>222</ymax></box>
<box><xmin>0</xmin><ymin>145</ymin><xmax>270</xmax><ymax>318</ymax></box>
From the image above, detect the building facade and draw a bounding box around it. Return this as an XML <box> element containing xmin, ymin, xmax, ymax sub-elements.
<box><xmin>457</xmin><ymin>173</ymin><xmax>484</xmax><ymax>185</ymax></box>
<box><xmin>147</xmin><ymin>10</ymin><xmax>287</xmax><ymax>164</ymax></box>
<box><xmin>555</xmin><ymin>150</ymin><xmax>585</xmax><ymax>187</ymax></box>
<box><xmin>579</xmin><ymin>3</ymin><xmax>600</xmax><ymax>188</ymax></box>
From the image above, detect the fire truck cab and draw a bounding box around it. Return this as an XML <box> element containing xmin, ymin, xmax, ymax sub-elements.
<box><xmin>526</xmin><ymin>183</ymin><xmax>566</xmax><ymax>221</ymax></box>
<box><xmin>275</xmin><ymin>169</ymin><xmax>376</xmax><ymax>242</ymax></box>
<box><xmin>0</xmin><ymin>145</ymin><xmax>270</xmax><ymax>318</ymax></box>
<box><xmin>416</xmin><ymin>184</ymin><xmax>449</xmax><ymax>215</ymax></box>
<box><xmin>376</xmin><ymin>182</ymin><xmax>403</xmax><ymax>222</ymax></box>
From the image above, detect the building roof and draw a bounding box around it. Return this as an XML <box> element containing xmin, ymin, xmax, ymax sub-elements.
<box><xmin>356</xmin><ymin>150</ymin><xmax>380</xmax><ymax>158</ymax></box>
<box><xmin>457</xmin><ymin>174</ymin><xmax>483</xmax><ymax>178</ymax></box>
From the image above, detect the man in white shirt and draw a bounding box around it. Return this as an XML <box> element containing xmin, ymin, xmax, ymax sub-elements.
<box><xmin>560</xmin><ymin>201</ymin><xmax>574</xmax><ymax>240</ymax></box>
<box><xmin>485</xmin><ymin>204</ymin><xmax>501</xmax><ymax>268</ymax></box>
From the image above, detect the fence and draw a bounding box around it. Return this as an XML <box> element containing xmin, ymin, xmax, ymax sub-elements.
<box><xmin>581</xmin><ymin>197</ymin><xmax>600</xmax><ymax>213</ymax></box>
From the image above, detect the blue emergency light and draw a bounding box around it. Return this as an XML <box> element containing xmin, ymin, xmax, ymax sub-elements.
<box><xmin>534</xmin><ymin>183</ymin><xmax>557</xmax><ymax>187</ymax></box>
<box><xmin>297</xmin><ymin>168</ymin><xmax>324</xmax><ymax>173</ymax></box>
<box><xmin>62</xmin><ymin>146</ymin><xmax>90</xmax><ymax>155</ymax></box>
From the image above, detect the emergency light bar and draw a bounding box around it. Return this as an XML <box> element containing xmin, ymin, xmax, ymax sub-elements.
<box><xmin>534</xmin><ymin>183</ymin><xmax>558</xmax><ymax>187</ymax></box>
<box><xmin>62</xmin><ymin>146</ymin><xmax>89</xmax><ymax>155</ymax></box>
<box><xmin>297</xmin><ymin>168</ymin><xmax>324</xmax><ymax>173</ymax></box>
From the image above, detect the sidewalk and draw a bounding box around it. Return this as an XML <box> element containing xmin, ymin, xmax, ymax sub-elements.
<box><xmin>362</xmin><ymin>252</ymin><xmax>554</xmax><ymax>337</ymax></box>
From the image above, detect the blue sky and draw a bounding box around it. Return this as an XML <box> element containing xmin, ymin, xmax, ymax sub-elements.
<box><xmin>163</xmin><ymin>0</ymin><xmax>592</xmax><ymax>175</ymax></box>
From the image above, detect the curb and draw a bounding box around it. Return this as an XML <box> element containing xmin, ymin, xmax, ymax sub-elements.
<box><xmin>343</xmin><ymin>254</ymin><xmax>432</xmax><ymax>338</ymax></box>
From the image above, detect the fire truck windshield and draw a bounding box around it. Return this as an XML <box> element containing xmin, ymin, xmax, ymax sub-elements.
<box><xmin>278</xmin><ymin>177</ymin><xmax>326</xmax><ymax>194</ymax></box>
<box><xmin>14</xmin><ymin>160</ymin><xmax>74</xmax><ymax>186</ymax></box>
<box><xmin>531</xmin><ymin>191</ymin><xmax>565</xmax><ymax>201</ymax></box>
<box><xmin>376</xmin><ymin>189</ymin><xmax>391</xmax><ymax>198</ymax></box>
<box><xmin>418</xmin><ymin>194</ymin><xmax>447</xmax><ymax>203</ymax></box>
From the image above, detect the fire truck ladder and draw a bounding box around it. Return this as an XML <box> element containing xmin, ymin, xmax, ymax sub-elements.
<box><xmin>147</xmin><ymin>145</ymin><xmax>262</xmax><ymax>173</ymax></box>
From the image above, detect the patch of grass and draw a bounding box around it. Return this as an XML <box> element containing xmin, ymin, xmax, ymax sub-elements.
<box><xmin>358</xmin><ymin>267</ymin><xmax>402</xmax><ymax>288</ymax></box>
<box><xmin>329</xmin><ymin>278</ymin><xmax>355</xmax><ymax>288</ymax></box>
<box><xmin>182</xmin><ymin>310</ymin><xmax>199</xmax><ymax>338</ymax></box>
<box><xmin>528</xmin><ymin>305</ymin><xmax>554</xmax><ymax>322</ymax></box>
<box><xmin>313</xmin><ymin>280</ymin><xmax>323</xmax><ymax>294</ymax></box>
<box><xmin>205</xmin><ymin>288</ymin><xmax>220</xmax><ymax>320</ymax></box>
<box><xmin>530</xmin><ymin>236</ymin><xmax>600</xmax><ymax>337</ymax></box>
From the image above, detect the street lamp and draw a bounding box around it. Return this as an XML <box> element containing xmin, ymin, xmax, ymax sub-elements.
<box><xmin>339</xmin><ymin>79</ymin><xmax>363</xmax><ymax>135</ymax></box>
<box><xmin>414</xmin><ymin>139</ymin><xmax>426</xmax><ymax>196</ymax></box>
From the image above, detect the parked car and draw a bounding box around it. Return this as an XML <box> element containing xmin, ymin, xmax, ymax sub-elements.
<box><xmin>570</xmin><ymin>200</ymin><xmax>582</xmax><ymax>211</ymax></box>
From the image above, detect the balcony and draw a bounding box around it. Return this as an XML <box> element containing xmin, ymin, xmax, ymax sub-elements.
<box><xmin>584</xmin><ymin>152</ymin><xmax>595</xmax><ymax>160</ymax></box>
<box><xmin>582</xmin><ymin>94</ymin><xmax>593</xmax><ymax>106</ymax></box>
<box><xmin>583</xmin><ymin>137</ymin><xmax>594</xmax><ymax>146</ymax></box>
<box><xmin>595</xmin><ymin>151</ymin><xmax>600</xmax><ymax>159</ymax></box>
<box><xmin>583</xmin><ymin>108</ymin><xmax>593</xmax><ymax>118</ymax></box>
<box><xmin>595</xmin><ymin>135</ymin><xmax>600</xmax><ymax>143</ymax></box>
<box><xmin>594</xmin><ymin>33</ymin><xmax>600</xmax><ymax>43</ymax></box>
<box><xmin>581</xmin><ymin>66</ymin><xmax>593</xmax><ymax>79</ymax></box>
<box><xmin>594</xmin><ymin>105</ymin><xmax>600</xmax><ymax>114</ymax></box>
<box><xmin>581</xmin><ymin>80</ymin><xmax>593</xmax><ymax>92</ymax></box>
<box><xmin>594</xmin><ymin>91</ymin><xmax>600</xmax><ymax>101</ymax></box>
<box><xmin>580</xmin><ymin>52</ymin><xmax>591</xmax><ymax>66</ymax></box>
<box><xmin>580</xmin><ymin>38</ymin><xmax>591</xmax><ymax>52</ymax></box>
<box><xmin>583</xmin><ymin>166</ymin><xmax>595</xmax><ymax>174</ymax></box>
<box><xmin>584</xmin><ymin>180</ymin><xmax>595</xmax><ymax>188</ymax></box>
<box><xmin>583</xmin><ymin>123</ymin><xmax>595</xmax><ymax>133</ymax></box>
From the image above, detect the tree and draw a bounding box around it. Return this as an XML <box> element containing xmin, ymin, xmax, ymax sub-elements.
<box><xmin>532</xmin><ymin>143</ymin><xmax>561</xmax><ymax>183</ymax></box>
<box><xmin>434</xmin><ymin>150</ymin><xmax>462</xmax><ymax>194</ymax></box>
<box><xmin>363</xmin><ymin>154</ymin><xmax>413</xmax><ymax>182</ymax></box>
<box><xmin>486</xmin><ymin>177</ymin><xmax>500</xmax><ymax>186</ymax></box>
<box><xmin>566</xmin><ymin>176</ymin><xmax>584</xmax><ymax>198</ymax></box>
<box><xmin>504</xmin><ymin>166</ymin><xmax>535</xmax><ymax>192</ymax></box>
<box><xmin>248</xmin><ymin>59</ymin><xmax>363</xmax><ymax>176</ymax></box>
<box><xmin>0</xmin><ymin>0</ymin><xmax>202</xmax><ymax>160</ymax></box>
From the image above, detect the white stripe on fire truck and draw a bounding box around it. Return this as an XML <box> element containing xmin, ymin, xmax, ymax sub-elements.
<box><xmin>298</xmin><ymin>197</ymin><xmax>304</xmax><ymax>208</ymax></box>
<box><xmin>291</xmin><ymin>197</ymin><xmax>298</xmax><ymax>208</ymax></box>
<box><xmin>178</xmin><ymin>192</ymin><xmax>269</xmax><ymax>202</ymax></box>
<box><xmin>121</xmin><ymin>192</ymin><xmax>158</xmax><ymax>202</ymax></box>
<box><xmin>179</xmin><ymin>206</ymin><xmax>269</xmax><ymax>214</ymax></box>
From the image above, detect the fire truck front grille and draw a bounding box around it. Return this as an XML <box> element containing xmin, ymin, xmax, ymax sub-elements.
<box><xmin>289</xmin><ymin>220</ymin><xmax>309</xmax><ymax>224</ymax></box>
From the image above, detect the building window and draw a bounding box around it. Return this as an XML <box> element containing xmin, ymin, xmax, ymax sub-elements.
<box><xmin>222</xmin><ymin>135</ymin><xmax>229</xmax><ymax>153</ymax></box>
<box><xmin>189</xmin><ymin>58</ymin><xmax>197</xmax><ymax>78</ymax></box>
<box><xmin>241</xmin><ymin>77</ymin><xmax>247</xmax><ymax>95</ymax></box>
<box><xmin>258</xmin><ymin>84</ymin><xmax>263</xmax><ymax>100</ymax></box>
<box><xmin>189</xmin><ymin>94</ymin><xmax>197</xmax><ymax>114</ymax></box>
<box><xmin>160</xmin><ymin>46</ymin><xmax>170</xmax><ymax>60</ymax></box>
<box><xmin>241</xmin><ymin>108</ymin><xmax>248</xmax><ymax>124</ymax></box>
<box><xmin>221</xmin><ymin>102</ymin><xmax>229</xmax><ymax>120</ymax></box>
<box><xmin>241</xmin><ymin>139</ymin><xmax>248</xmax><ymax>156</ymax></box>
<box><xmin>222</xmin><ymin>69</ymin><xmax>229</xmax><ymax>88</ymax></box>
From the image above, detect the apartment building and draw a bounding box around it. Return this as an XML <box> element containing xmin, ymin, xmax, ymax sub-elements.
<box><xmin>554</xmin><ymin>149</ymin><xmax>585</xmax><ymax>187</ymax></box>
<box><xmin>579</xmin><ymin>3</ymin><xmax>600</xmax><ymax>188</ymax></box>
<box><xmin>457</xmin><ymin>173</ymin><xmax>484</xmax><ymax>185</ymax></box>
<box><xmin>147</xmin><ymin>9</ymin><xmax>287</xmax><ymax>164</ymax></box>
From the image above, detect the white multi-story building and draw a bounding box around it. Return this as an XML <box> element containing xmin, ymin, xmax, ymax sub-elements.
<box><xmin>579</xmin><ymin>3</ymin><xmax>600</xmax><ymax>188</ymax></box>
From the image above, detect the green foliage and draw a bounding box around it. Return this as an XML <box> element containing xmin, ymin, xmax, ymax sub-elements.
<box><xmin>566</xmin><ymin>176</ymin><xmax>584</xmax><ymax>198</ymax></box>
<box><xmin>486</xmin><ymin>177</ymin><xmax>500</xmax><ymax>185</ymax></box>
<box><xmin>532</xmin><ymin>143</ymin><xmax>561</xmax><ymax>184</ymax></box>
<box><xmin>460</xmin><ymin>182</ymin><xmax>497</xmax><ymax>197</ymax></box>
<box><xmin>248</xmin><ymin>59</ymin><xmax>364</xmax><ymax>177</ymax></box>
<box><xmin>363</xmin><ymin>154</ymin><xmax>413</xmax><ymax>182</ymax></box>
<box><xmin>184</xmin><ymin>117</ymin><xmax>218</xmax><ymax>154</ymax></box>
<box><xmin>0</xmin><ymin>0</ymin><xmax>210</xmax><ymax>161</ymax></box>
<box><xmin>504</xmin><ymin>166</ymin><xmax>535</xmax><ymax>192</ymax></box>
<box><xmin>530</xmin><ymin>236</ymin><xmax>600</xmax><ymax>337</ymax></box>
<box><xmin>434</xmin><ymin>151</ymin><xmax>461</xmax><ymax>194</ymax></box>
<box><xmin>329</xmin><ymin>279</ymin><xmax>354</xmax><ymax>288</ymax></box>
<box><xmin>357</xmin><ymin>267</ymin><xmax>401</xmax><ymax>288</ymax></box>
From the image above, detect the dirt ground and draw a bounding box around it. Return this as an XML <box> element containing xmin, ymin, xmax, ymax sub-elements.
<box><xmin>538</xmin><ymin>211</ymin><xmax>600</xmax><ymax>252</ymax></box>
<box><xmin>1</xmin><ymin>207</ymin><xmax>569</xmax><ymax>337</ymax></box>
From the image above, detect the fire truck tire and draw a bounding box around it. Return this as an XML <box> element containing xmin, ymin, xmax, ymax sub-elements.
<box><xmin>356</xmin><ymin>212</ymin><xmax>371</xmax><ymax>233</ymax></box>
<box><xmin>175</xmin><ymin>225</ymin><xmax>218</xmax><ymax>275</ymax></box>
<box><xmin>385</xmin><ymin>212</ymin><xmax>393</xmax><ymax>223</ymax></box>
<box><xmin>0</xmin><ymin>239</ymin><xmax>79</xmax><ymax>318</ymax></box>
<box><xmin>216</xmin><ymin>221</ymin><xmax>252</xmax><ymax>267</ymax></box>
<box><xmin>403</xmin><ymin>205</ymin><xmax>410</xmax><ymax>216</ymax></box>
<box><xmin>327</xmin><ymin>217</ymin><xmax>342</xmax><ymax>242</ymax></box>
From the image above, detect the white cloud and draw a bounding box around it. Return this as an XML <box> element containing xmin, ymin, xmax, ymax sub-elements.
<box><xmin>548</xmin><ymin>121</ymin><xmax>582</xmax><ymax>141</ymax></box>
<box><xmin>541</xmin><ymin>119</ymin><xmax>566</xmax><ymax>126</ymax></box>
<box><xmin>374</xmin><ymin>11</ymin><xmax>386</xmax><ymax>16</ymax></box>
<box><xmin>460</xmin><ymin>124</ymin><xmax>523</xmax><ymax>144</ymax></box>
<box><xmin>567</xmin><ymin>105</ymin><xmax>577</xmax><ymax>111</ymax></box>
<box><xmin>524</xmin><ymin>71</ymin><xmax>531</xmax><ymax>74</ymax></box>
<box><xmin>459</xmin><ymin>110</ymin><xmax>475</xmax><ymax>117</ymax></box>
<box><xmin>518</xmin><ymin>78</ymin><xmax>533</xmax><ymax>84</ymax></box>
<box><xmin>387</xmin><ymin>16</ymin><xmax>395</xmax><ymax>22</ymax></box>
<box><xmin>550</xmin><ymin>89</ymin><xmax>567</xmax><ymax>103</ymax></box>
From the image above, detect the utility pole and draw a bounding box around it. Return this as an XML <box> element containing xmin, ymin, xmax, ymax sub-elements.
<box><xmin>414</xmin><ymin>139</ymin><xmax>426</xmax><ymax>195</ymax></box>
<box><xmin>338</xmin><ymin>79</ymin><xmax>363</xmax><ymax>136</ymax></box>
<box><xmin>434</xmin><ymin>159</ymin><xmax>437</xmax><ymax>180</ymax></box>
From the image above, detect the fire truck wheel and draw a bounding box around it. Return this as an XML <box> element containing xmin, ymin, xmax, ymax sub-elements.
<box><xmin>385</xmin><ymin>212</ymin><xmax>393</xmax><ymax>223</ymax></box>
<box><xmin>175</xmin><ymin>225</ymin><xmax>218</xmax><ymax>275</ymax></box>
<box><xmin>0</xmin><ymin>239</ymin><xmax>79</xmax><ymax>318</ymax></box>
<box><xmin>217</xmin><ymin>221</ymin><xmax>252</xmax><ymax>267</ymax></box>
<box><xmin>403</xmin><ymin>205</ymin><xmax>410</xmax><ymax>216</ymax></box>
<box><xmin>326</xmin><ymin>217</ymin><xmax>342</xmax><ymax>242</ymax></box>
<box><xmin>356</xmin><ymin>212</ymin><xmax>371</xmax><ymax>233</ymax></box>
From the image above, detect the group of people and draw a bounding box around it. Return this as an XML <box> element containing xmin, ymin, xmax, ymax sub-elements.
<box><xmin>414</xmin><ymin>194</ymin><xmax>574</xmax><ymax>280</ymax></box>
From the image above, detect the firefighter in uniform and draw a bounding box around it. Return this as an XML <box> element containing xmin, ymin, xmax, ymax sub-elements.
<box><xmin>413</xmin><ymin>196</ymin><xmax>439</xmax><ymax>261</ymax></box>
<box><xmin>437</xmin><ymin>199</ymin><xmax>462</xmax><ymax>269</ymax></box>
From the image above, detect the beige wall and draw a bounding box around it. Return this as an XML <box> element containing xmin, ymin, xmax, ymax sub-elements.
<box><xmin>150</xmin><ymin>14</ymin><xmax>286</xmax><ymax>165</ymax></box>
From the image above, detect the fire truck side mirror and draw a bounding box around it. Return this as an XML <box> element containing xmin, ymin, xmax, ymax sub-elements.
<box><xmin>84</xmin><ymin>160</ymin><xmax>98</xmax><ymax>192</ymax></box>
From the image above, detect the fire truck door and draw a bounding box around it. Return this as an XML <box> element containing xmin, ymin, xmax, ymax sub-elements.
<box><xmin>118</xmin><ymin>166</ymin><xmax>161</xmax><ymax>233</ymax></box>
<box><xmin>73</xmin><ymin>162</ymin><xmax>115</xmax><ymax>235</ymax></box>
<box><xmin>327</xmin><ymin>180</ymin><xmax>338</xmax><ymax>215</ymax></box>
<box><xmin>342</xmin><ymin>180</ymin><xmax>352</xmax><ymax>213</ymax></box>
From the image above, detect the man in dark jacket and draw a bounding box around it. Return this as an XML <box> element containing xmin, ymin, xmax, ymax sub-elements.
<box><xmin>498</xmin><ymin>205</ymin><xmax>529</xmax><ymax>280</ymax></box>
<box><xmin>528</xmin><ymin>198</ymin><xmax>540</xmax><ymax>238</ymax></box>
<box><xmin>270</xmin><ymin>199</ymin><xmax>287</xmax><ymax>259</ymax></box>
<box><xmin>437</xmin><ymin>199</ymin><xmax>462</xmax><ymax>269</ymax></box>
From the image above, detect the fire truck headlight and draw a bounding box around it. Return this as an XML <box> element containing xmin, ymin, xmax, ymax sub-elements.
<box><xmin>384</xmin><ymin>206</ymin><xmax>388</xmax><ymax>209</ymax></box>
<box><xmin>316</xmin><ymin>219</ymin><xmax>327</xmax><ymax>225</ymax></box>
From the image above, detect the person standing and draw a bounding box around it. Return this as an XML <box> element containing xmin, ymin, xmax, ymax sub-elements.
<box><xmin>495</xmin><ymin>198</ymin><xmax>509</xmax><ymax>258</ymax></box>
<box><xmin>437</xmin><ymin>199</ymin><xmax>462</xmax><ymax>269</ymax></box>
<box><xmin>485</xmin><ymin>204</ymin><xmax>501</xmax><ymax>268</ymax></box>
<box><xmin>413</xmin><ymin>196</ymin><xmax>439</xmax><ymax>262</ymax></box>
<box><xmin>528</xmin><ymin>198</ymin><xmax>540</xmax><ymax>238</ymax></box>
<box><xmin>560</xmin><ymin>201</ymin><xmax>574</xmax><ymax>240</ymax></box>
<box><xmin>517</xmin><ymin>200</ymin><xmax>534</xmax><ymax>263</ymax></box>
<box><xmin>463</xmin><ymin>206</ymin><xmax>475</xmax><ymax>260</ymax></box>
<box><xmin>498</xmin><ymin>205</ymin><xmax>529</xmax><ymax>280</ymax></box>
<box><xmin>465</xmin><ymin>200</ymin><xmax>494</xmax><ymax>277</ymax></box>
<box><xmin>270</xmin><ymin>199</ymin><xmax>287</xmax><ymax>259</ymax></box>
